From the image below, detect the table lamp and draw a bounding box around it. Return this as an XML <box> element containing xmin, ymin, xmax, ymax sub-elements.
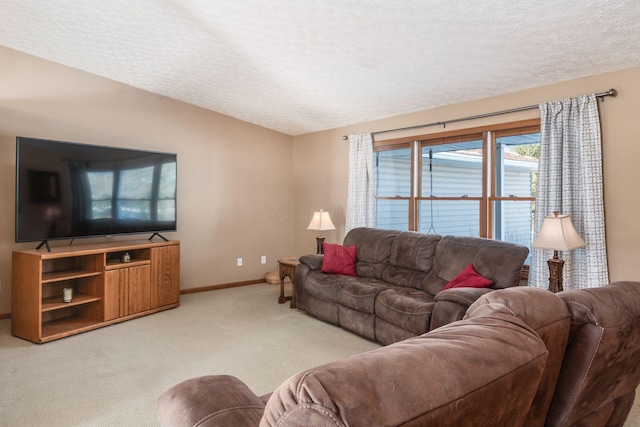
<box><xmin>307</xmin><ymin>209</ymin><xmax>336</xmax><ymax>254</ymax></box>
<box><xmin>532</xmin><ymin>211</ymin><xmax>585</xmax><ymax>292</ymax></box>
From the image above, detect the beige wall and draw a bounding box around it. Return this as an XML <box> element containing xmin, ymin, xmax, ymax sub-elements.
<box><xmin>292</xmin><ymin>66</ymin><xmax>640</xmax><ymax>284</ymax></box>
<box><xmin>2</xmin><ymin>45</ymin><xmax>639</xmax><ymax>316</ymax></box>
<box><xmin>0</xmin><ymin>46</ymin><xmax>297</xmax><ymax>314</ymax></box>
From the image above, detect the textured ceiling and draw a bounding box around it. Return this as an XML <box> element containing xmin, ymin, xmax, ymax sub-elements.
<box><xmin>1</xmin><ymin>1</ymin><xmax>640</xmax><ymax>136</ymax></box>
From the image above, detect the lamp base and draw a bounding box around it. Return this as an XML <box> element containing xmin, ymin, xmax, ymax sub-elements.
<box><xmin>316</xmin><ymin>236</ymin><xmax>326</xmax><ymax>254</ymax></box>
<box><xmin>547</xmin><ymin>258</ymin><xmax>564</xmax><ymax>293</ymax></box>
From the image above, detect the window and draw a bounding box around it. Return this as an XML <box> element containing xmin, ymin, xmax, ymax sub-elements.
<box><xmin>375</xmin><ymin>147</ymin><xmax>411</xmax><ymax>230</ymax></box>
<box><xmin>375</xmin><ymin>120</ymin><xmax>540</xmax><ymax>259</ymax></box>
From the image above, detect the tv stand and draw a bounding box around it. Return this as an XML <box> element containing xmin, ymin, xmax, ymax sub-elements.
<box><xmin>149</xmin><ymin>232</ymin><xmax>169</xmax><ymax>242</ymax></box>
<box><xmin>12</xmin><ymin>239</ymin><xmax>180</xmax><ymax>343</ymax></box>
<box><xmin>35</xmin><ymin>240</ymin><xmax>52</xmax><ymax>252</ymax></box>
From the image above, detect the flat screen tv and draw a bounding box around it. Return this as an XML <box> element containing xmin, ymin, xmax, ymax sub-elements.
<box><xmin>16</xmin><ymin>137</ymin><xmax>177</xmax><ymax>249</ymax></box>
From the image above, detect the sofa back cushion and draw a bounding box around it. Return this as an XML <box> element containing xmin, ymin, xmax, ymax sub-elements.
<box><xmin>442</xmin><ymin>263</ymin><xmax>493</xmax><ymax>290</ymax></box>
<box><xmin>466</xmin><ymin>287</ymin><xmax>571</xmax><ymax>427</ymax></box>
<box><xmin>546</xmin><ymin>281</ymin><xmax>640</xmax><ymax>427</ymax></box>
<box><xmin>381</xmin><ymin>231</ymin><xmax>441</xmax><ymax>288</ymax></box>
<box><xmin>261</xmin><ymin>314</ymin><xmax>547</xmax><ymax>427</ymax></box>
<box><xmin>423</xmin><ymin>235</ymin><xmax>529</xmax><ymax>295</ymax></box>
<box><xmin>343</xmin><ymin>227</ymin><xmax>400</xmax><ymax>279</ymax></box>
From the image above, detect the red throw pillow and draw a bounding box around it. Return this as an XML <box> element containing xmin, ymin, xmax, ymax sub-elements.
<box><xmin>442</xmin><ymin>263</ymin><xmax>493</xmax><ymax>290</ymax></box>
<box><xmin>321</xmin><ymin>243</ymin><xmax>357</xmax><ymax>276</ymax></box>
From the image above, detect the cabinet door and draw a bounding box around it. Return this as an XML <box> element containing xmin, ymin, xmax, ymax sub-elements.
<box><xmin>104</xmin><ymin>265</ymin><xmax>151</xmax><ymax>318</ymax></box>
<box><xmin>151</xmin><ymin>245</ymin><xmax>180</xmax><ymax>308</ymax></box>
<box><xmin>104</xmin><ymin>269</ymin><xmax>124</xmax><ymax>321</ymax></box>
<box><xmin>127</xmin><ymin>265</ymin><xmax>151</xmax><ymax>315</ymax></box>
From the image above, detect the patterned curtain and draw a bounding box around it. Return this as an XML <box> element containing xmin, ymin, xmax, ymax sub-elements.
<box><xmin>529</xmin><ymin>94</ymin><xmax>609</xmax><ymax>289</ymax></box>
<box><xmin>346</xmin><ymin>133</ymin><xmax>375</xmax><ymax>233</ymax></box>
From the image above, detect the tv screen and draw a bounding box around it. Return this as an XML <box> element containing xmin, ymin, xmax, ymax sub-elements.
<box><xmin>16</xmin><ymin>137</ymin><xmax>177</xmax><ymax>243</ymax></box>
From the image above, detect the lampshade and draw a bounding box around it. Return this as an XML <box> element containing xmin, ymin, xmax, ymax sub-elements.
<box><xmin>532</xmin><ymin>212</ymin><xmax>585</xmax><ymax>251</ymax></box>
<box><xmin>307</xmin><ymin>209</ymin><xmax>336</xmax><ymax>231</ymax></box>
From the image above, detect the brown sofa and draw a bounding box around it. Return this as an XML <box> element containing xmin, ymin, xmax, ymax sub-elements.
<box><xmin>157</xmin><ymin>281</ymin><xmax>640</xmax><ymax>427</ymax></box>
<box><xmin>295</xmin><ymin>227</ymin><xmax>530</xmax><ymax>345</ymax></box>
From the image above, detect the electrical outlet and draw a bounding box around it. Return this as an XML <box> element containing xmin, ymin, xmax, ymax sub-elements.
<box><xmin>237</xmin><ymin>258</ymin><xmax>243</xmax><ymax>267</ymax></box>
<box><xmin>261</xmin><ymin>256</ymin><xmax>267</xmax><ymax>264</ymax></box>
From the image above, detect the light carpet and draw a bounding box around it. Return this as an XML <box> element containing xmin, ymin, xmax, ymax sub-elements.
<box><xmin>0</xmin><ymin>283</ymin><xmax>379</xmax><ymax>426</ymax></box>
<box><xmin>1</xmin><ymin>283</ymin><xmax>639</xmax><ymax>426</ymax></box>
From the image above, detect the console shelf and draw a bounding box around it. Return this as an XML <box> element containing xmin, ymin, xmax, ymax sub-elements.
<box><xmin>42</xmin><ymin>315</ymin><xmax>102</xmax><ymax>341</ymax></box>
<box><xmin>41</xmin><ymin>294</ymin><xmax>102</xmax><ymax>312</ymax></box>
<box><xmin>42</xmin><ymin>269</ymin><xmax>103</xmax><ymax>283</ymax></box>
<box><xmin>12</xmin><ymin>240</ymin><xmax>180</xmax><ymax>343</ymax></box>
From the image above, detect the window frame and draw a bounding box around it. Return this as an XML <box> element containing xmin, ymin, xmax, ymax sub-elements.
<box><xmin>374</xmin><ymin>141</ymin><xmax>417</xmax><ymax>228</ymax></box>
<box><xmin>374</xmin><ymin>119</ymin><xmax>540</xmax><ymax>236</ymax></box>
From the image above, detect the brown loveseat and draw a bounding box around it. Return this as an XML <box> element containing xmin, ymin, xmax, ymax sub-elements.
<box><xmin>295</xmin><ymin>227</ymin><xmax>530</xmax><ymax>344</ymax></box>
<box><xmin>157</xmin><ymin>281</ymin><xmax>640</xmax><ymax>427</ymax></box>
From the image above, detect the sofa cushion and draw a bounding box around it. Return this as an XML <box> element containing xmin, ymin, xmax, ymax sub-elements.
<box><xmin>336</xmin><ymin>278</ymin><xmax>390</xmax><ymax>314</ymax></box>
<box><xmin>423</xmin><ymin>235</ymin><xmax>529</xmax><ymax>295</ymax></box>
<box><xmin>343</xmin><ymin>227</ymin><xmax>400</xmax><ymax>279</ymax></box>
<box><xmin>375</xmin><ymin>288</ymin><xmax>434</xmax><ymax>336</ymax></box>
<box><xmin>303</xmin><ymin>271</ymin><xmax>344</xmax><ymax>302</ymax></box>
<box><xmin>379</xmin><ymin>231</ymin><xmax>440</xmax><ymax>289</ymax></box>
<box><xmin>374</xmin><ymin>318</ymin><xmax>417</xmax><ymax>345</ymax></box>
<box><xmin>305</xmin><ymin>294</ymin><xmax>339</xmax><ymax>325</ymax></box>
<box><xmin>442</xmin><ymin>263</ymin><xmax>493</xmax><ymax>290</ymax></box>
<box><xmin>321</xmin><ymin>243</ymin><xmax>357</xmax><ymax>276</ymax></box>
<box><xmin>388</xmin><ymin>232</ymin><xmax>440</xmax><ymax>272</ymax></box>
<box><xmin>381</xmin><ymin>266</ymin><xmax>430</xmax><ymax>290</ymax></box>
<box><xmin>338</xmin><ymin>306</ymin><xmax>377</xmax><ymax>341</ymax></box>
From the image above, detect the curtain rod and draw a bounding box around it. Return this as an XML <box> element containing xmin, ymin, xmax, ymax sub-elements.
<box><xmin>341</xmin><ymin>88</ymin><xmax>617</xmax><ymax>140</ymax></box>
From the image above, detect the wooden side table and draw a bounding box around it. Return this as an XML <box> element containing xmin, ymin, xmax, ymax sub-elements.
<box><xmin>278</xmin><ymin>257</ymin><xmax>299</xmax><ymax>308</ymax></box>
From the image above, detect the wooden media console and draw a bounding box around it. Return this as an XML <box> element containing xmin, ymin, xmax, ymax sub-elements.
<box><xmin>11</xmin><ymin>240</ymin><xmax>180</xmax><ymax>343</ymax></box>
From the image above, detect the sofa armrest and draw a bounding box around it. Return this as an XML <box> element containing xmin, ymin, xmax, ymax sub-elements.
<box><xmin>294</xmin><ymin>255</ymin><xmax>324</xmax><ymax>310</ymax></box>
<box><xmin>434</xmin><ymin>287</ymin><xmax>494</xmax><ymax>304</ymax></box>
<box><xmin>299</xmin><ymin>254</ymin><xmax>323</xmax><ymax>271</ymax></box>
<box><xmin>157</xmin><ymin>375</ymin><xmax>265</xmax><ymax>427</ymax></box>
<box><xmin>429</xmin><ymin>287</ymin><xmax>494</xmax><ymax>330</ymax></box>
